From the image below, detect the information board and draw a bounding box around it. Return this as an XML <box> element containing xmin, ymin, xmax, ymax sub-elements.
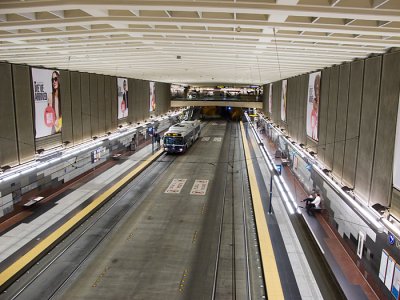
<box><xmin>386</xmin><ymin>256</ymin><xmax>396</xmax><ymax>290</ymax></box>
<box><xmin>392</xmin><ymin>264</ymin><xmax>400</xmax><ymax>299</ymax></box>
<box><xmin>379</xmin><ymin>250</ymin><xmax>389</xmax><ymax>282</ymax></box>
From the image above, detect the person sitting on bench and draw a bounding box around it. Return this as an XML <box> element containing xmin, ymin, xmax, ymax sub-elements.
<box><xmin>306</xmin><ymin>193</ymin><xmax>321</xmax><ymax>216</ymax></box>
<box><xmin>302</xmin><ymin>190</ymin><xmax>316</xmax><ymax>204</ymax></box>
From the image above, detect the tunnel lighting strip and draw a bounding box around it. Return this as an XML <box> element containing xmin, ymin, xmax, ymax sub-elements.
<box><xmin>0</xmin><ymin>110</ymin><xmax>185</xmax><ymax>184</ymax></box>
<box><xmin>245</xmin><ymin>113</ymin><xmax>297</xmax><ymax>215</ymax></box>
<box><xmin>313</xmin><ymin>167</ymin><xmax>384</xmax><ymax>232</ymax></box>
<box><xmin>257</xmin><ymin>114</ymin><xmax>384</xmax><ymax>234</ymax></box>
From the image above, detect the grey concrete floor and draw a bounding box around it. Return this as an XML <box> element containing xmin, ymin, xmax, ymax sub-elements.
<box><xmin>52</xmin><ymin>121</ymin><xmax>259</xmax><ymax>300</ymax></box>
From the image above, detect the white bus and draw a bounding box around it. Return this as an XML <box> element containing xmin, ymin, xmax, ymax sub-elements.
<box><xmin>163</xmin><ymin>120</ymin><xmax>201</xmax><ymax>153</ymax></box>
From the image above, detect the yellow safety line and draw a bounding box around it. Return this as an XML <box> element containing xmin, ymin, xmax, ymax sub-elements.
<box><xmin>0</xmin><ymin>149</ymin><xmax>164</xmax><ymax>288</ymax></box>
<box><xmin>240</xmin><ymin>121</ymin><xmax>284</xmax><ymax>300</ymax></box>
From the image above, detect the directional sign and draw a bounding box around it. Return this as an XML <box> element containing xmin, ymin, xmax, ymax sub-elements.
<box><xmin>389</xmin><ymin>232</ymin><xmax>396</xmax><ymax>245</ymax></box>
<box><xmin>165</xmin><ymin>179</ymin><xmax>187</xmax><ymax>194</ymax></box>
<box><xmin>276</xmin><ymin>164</ymin><xmax>282</xmax><ymax>175</ymax></box>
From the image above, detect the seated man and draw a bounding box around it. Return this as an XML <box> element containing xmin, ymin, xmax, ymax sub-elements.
<box><xmin>306</xmin><ymin>193</ymin><xmax>321</xmax><ymax>216</ymax></box>
<box><xmin>302</xmin><ymin>190</ymin><xmax>316</xmax><ymax>204</ymax></box>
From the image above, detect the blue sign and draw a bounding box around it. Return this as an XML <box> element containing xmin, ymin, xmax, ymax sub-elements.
<box><xmin>389</xmin><ymin>232</ymin><xmax>395</xmax><ymax>245</ymax></box>
<box><xmin>306</xmin><ymin>164</ymin><xmax>312</xmax><ymax>171</ymax></box>
<box><xmin>276</xmin><ymin>164</ymin><xmax>282</xmax><ymax>175</ymax></box>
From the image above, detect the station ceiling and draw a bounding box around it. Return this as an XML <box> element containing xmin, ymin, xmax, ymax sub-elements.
<box><xmin>0</xmin><ymin>0</ymin><xmax>399</xmax><ymax>84</ymax></box>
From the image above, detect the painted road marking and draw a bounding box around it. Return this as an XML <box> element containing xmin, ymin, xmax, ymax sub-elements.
<box><xmin>190</xmin><ymin>180</ymin><xmax>209</xmax><ymax>195</ymax></box>
<box><xmin>165</xmin><ymin>179</ymin><xmax>187</xmax><ymax>194</ymax></box>
<box><xmin>201</xmin><ymin>137</ymin><xmax>210</xmax><ymax>142</ymax></box>
<box><xmin>240</xmin><ymin>121</ymin><xmax>284</xmax><ymax>300</ymax></box>
<box><xmin>211</xmin><ymin>122</ymin><xmax>218</xmax><ymax>125</ymax></box>
<box><xmin>213</xmin><ymin>137</ymin><xmax>222</xmax><ymax>142</ymax></box>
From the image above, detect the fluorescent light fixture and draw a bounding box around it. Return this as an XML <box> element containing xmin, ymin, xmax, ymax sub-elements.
<box><xmin>381</xmin><ymin>218</ymin><xmax>397</xmax><ymax>237</ymax></box>
<box><xmin>2</xmin><ymin>173</ymin><xmax>19</xmax><ymax>181</ymax></box>
<box><xmin>0</xmin><ymin>110</ymin><xmax>185</xmax><ymax>183</ymax></box>
<box><xmin>313</xmin><ymin>165</ymin><xmax>383</xmax><ymax>232</ymax></box>
<box><xmin>274</xmin><ymin>177</ymin><xmax>295</xmax><ymax>215</ymax></box>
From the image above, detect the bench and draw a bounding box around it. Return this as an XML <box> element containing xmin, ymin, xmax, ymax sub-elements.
<box><xmin>23</xmin><ymin>196</ymin><xmax>45</xmax><ymax>207</ymax></box>
<box><xmin>309</xmin><ymin>206</ymin><xmax>326</xmax><ymax>216</ymax></box>
<box><xmin>310</xmin><ymin>207</ymin><xmax>323</xmax><ymax>213</ymax></box>
<box><xmin>281</xmin><ymin>158</ymin><xmax>289</xmax><ymax>166</ymax></box>
<box><xmin>112</xmin><ymin>154</ymin><xmax>122</xmax><ymax>160</ymax></box>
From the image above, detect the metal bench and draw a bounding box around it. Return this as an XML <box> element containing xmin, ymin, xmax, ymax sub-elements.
<box><xmin>23</xmin><ymin>196</ymin><xmax>45</xmax><ymax>207</ymax></box>
<box><xmin>112</xmin><ymin>154</ymin><xmax>122</xmax><ymax>160</ymax></box>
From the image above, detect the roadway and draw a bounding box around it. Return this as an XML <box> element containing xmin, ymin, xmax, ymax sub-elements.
<box><xmin>3</xmin><ymin>121</ymin><xmax>264</xmax><ymax>299</ymax></box>
<box><xmin>0</xmin><ymin>119</ymin><xmax>344</xmax><ymax>300</ymax></box>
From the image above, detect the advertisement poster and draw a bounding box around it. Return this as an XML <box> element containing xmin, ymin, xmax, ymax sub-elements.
<box><xmin>306</xmin><ymin>71</ymin><xmax>321</xmax><ymax>141</ymax></box>
<box><xmin>281</xmin><ymin>80</ymin><xmax>287</xmax><ymax>122</ymax></box>
<box><xmin>393</xmin><ymin>95</ymin><xmax>400</xmax><ymax>190</ymax></box>
<box><xmin>117</xmin><ymin>78</ymin><xmax>128</xmax><ymax>119</ymax></box>
<box><xmin>392</xmin><ymin>264</ymin><xmax>400</xmax><ymax>299</ymax></box>
<box><xmin>386</xmin><ymin>256</ymin><xmax>396</xmax><ymax>290</ymax></box>
<box><xmin>269</xmin><ymin>84</ymin><xmax>273</xmax><ymax>114</ymax></box>
<box><xmin>150</xmin><ymin>81</ymin><xmax>156</xmax><ymax>112</ymax></box>
<box><xmin>32</xmin><ymin>68</ymin><xmax>62</xmax><ymax>138</ymax></box>
<box><xmin>380</xmin><ymin>250</ymin><xmax>389</xmax><ymax>282</ymax></box>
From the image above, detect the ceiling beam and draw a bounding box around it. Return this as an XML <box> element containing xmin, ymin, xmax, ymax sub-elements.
<box><xmin>2</xmin><ymin>1</ymin><xmax>400</xmax><ymax>22</ymax></box>
<box><xmin>80</xmin><ymin>8</ymin><xmax>108</xmax><ymax>17</ymax></box>
<box><xmin>0</xmin><ymin>17</ymin><xmax>399</xmax><ymax>39</ymax></box>
<box><xmin>0</xmin><ymin>28</ymin><xmax>397</xmax><ymax>47</ymax></box>
<box><xmin>49</xmin><ymin>10</ymin><xmax>64</xmax><ymax>18</ymax></box>
<box><xmin>371</xmin><ymin>0</ymin><xmax>390</xmax><ymax>9</ymax></box>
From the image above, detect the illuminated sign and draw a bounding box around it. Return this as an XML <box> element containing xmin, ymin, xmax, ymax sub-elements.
<box><xmin>389</xmin><ymin>233</ymin><xmax>396</xmax><ymax>245</ymax></box>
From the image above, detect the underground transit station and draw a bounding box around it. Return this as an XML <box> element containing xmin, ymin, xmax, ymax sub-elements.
<box><xmin>1</xmin><ymin>1</ymin><xmax>400</xmax><ymax>299</ymax></box>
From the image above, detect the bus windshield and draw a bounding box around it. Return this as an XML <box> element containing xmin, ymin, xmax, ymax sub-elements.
<box><xmin>164</xmin><ymin>136</ymin><xmax>184</xmax><ymax>145</ymax></box>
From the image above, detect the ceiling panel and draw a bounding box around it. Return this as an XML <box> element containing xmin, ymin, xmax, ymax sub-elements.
<box><xmin>0</xmin><ymin>0</ymin><xmax>398</xmax><ymax>84</ymax></box>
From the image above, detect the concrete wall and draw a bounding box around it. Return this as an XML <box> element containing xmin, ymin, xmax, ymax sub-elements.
<box><xmin>0</xmin><ymin>117</ymin><xmax>174</xmax><ymax>218</ymax></box>
<box><xmin>263</xmin><ymin>50</ymin><xmax>400</xmax><ymax>210</ymax></box>
<box><xmin>0</xmin><ymin>62</ymin><xmax>171</xmax><ymax>168</ymax></box>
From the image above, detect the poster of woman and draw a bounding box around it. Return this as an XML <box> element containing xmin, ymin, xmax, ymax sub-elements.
<box><xmin>392</xmin><ymin>97</ymin><xmax>400</xmax><ymax>190</ymax></box>
<box><xmin>117</xmin><ymin>78</ymin><xmax>128</xmax><ymax>119</ymax></box>
<box><xmin>150</xmin><ymin>81</ymin><xmax>156</xmax><ymax>112</ymax></box>
<box><xmin>306</xmin><ymin>71</ymin><xmax>321</xmax><ymax>141</ymax></box>
<box><xmin>281</xmin><ymin>80</ymin><xmax>287</xmax><ymax>122</ymax></box>
<box><xmin>268</xmin><ymin>83</ymin><xmax>273</xmax><ymax>114</ymax></box>
<box><xmin>32</xmin><ymin>68</ymin><xmax>62</xmax><ymax>138</ymax></box>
